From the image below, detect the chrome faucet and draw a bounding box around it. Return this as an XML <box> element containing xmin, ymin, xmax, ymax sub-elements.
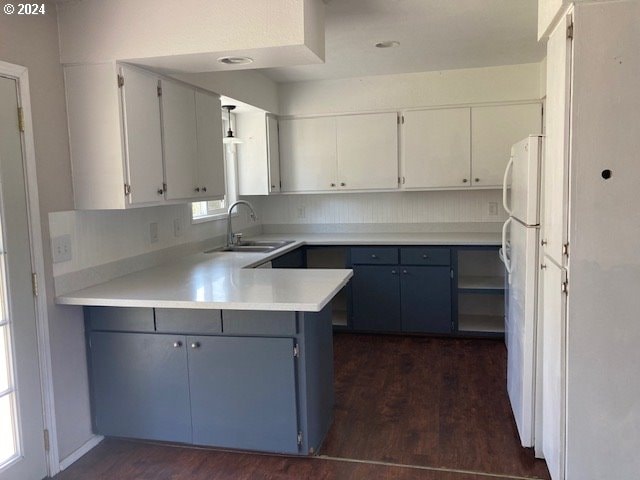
<box><xmin>226</xmin><ymin>200</ymin><xmax>258</xmax><ymax>246</ymax></box>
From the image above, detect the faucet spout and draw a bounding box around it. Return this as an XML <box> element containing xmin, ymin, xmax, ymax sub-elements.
<box><xmin>226</xmin><ymin>200</ymin><xmax>258</xmax><ymax>246</ymax></box>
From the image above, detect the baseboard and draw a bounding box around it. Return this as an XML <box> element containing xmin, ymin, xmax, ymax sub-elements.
<box><xmin>58</xmin><ymin>435</ymin><xmax>104</xmax><ymax>471</ymax></box>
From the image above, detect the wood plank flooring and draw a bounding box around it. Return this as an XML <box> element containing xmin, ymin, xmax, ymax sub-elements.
<box><xmin>53</xmin><ymin>333</ymin><xmax>550</xmax><ymax>480</ymax></box>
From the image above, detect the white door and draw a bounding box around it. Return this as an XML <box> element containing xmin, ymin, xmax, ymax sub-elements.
<box><xmin>543</xmin><ymin>14</ymin><xmax>572</xmax><ymax>266</ymax></box>
<box><xmin>195</xmin><ymin>91</ymin><xmax>225</xmax><ymax>199</ymax></box>
<box><xmin>0</xmin><ymin>77</ymin><xmax>47</xmax><ymax>479</ymax></box>
<box><xmin>161</xmin><ymin>79</ymin><xmax>198</xmax><ymax>201</ymax></box>
<box><xmin>506</xmin><ymin>136</ymin><xmax>542</xmax><ymax>227</ymax></box>
<box><xmin>279</xmin><ymin>117</ymin><xmax>337</xmax><ymax>192</ymax></box>
<box><xmin>506</xmin><ymin>219</ymin><xmax>539</xmax><ymax>448</ymax></box>
<box><xmin>402</xmin><ymin>108</ymin><xmax>471</xmax><ymax>189</ymax></box>
<box><xmin>266</xmin><ymin>114</ymin><xmax>280</xmax><ymax>194</ymax></box>
<box><xmin>336</xmin><ymin>112</ymin><xmax>398</xmax><ymax>190</ymax></box>
<box><xmin>120</xmin><ymin>66</ymin><xmax>165</xmax><ymax>206</ymax></box>
<box><xmin>471</xmin><ymin>104</ymin><xmax>542</xmax><ymax>187</ymax></box>
<box><xmin>541</xmin><ymin>257</ymin><xmax>566</xmax><ymax>480</ymax></box>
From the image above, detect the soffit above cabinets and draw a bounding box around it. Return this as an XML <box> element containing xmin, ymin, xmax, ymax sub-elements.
<box><xmin>262</xmin><ymin>0</ymin><xmax>545</xmax><ymax>83</ymax></box>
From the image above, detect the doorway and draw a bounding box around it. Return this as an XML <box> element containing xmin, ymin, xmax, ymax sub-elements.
<box><xmin>0</xmin><ymin>72</ymin><xmax>48</xmax><ymax>479</ymax></box>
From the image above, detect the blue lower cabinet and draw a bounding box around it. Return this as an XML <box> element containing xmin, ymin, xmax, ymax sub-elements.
<box><xmin>187</xmin><ymin>336</ymin><xmax>300</xmax><ymax>453</ymax></box>
<box><xmin>352</xmin><ymin>265</ymin><xmax>401</xmax><ymax>332</ymax></box>
<box><xmin>89</xmin><ymin>332</ymin><xmax>192</xmax><ymax>443</ymax></box>
<box><xmin>400</xmin><ymin>266</ymin><xmax>452</xmax><ymax>334</ymax></box>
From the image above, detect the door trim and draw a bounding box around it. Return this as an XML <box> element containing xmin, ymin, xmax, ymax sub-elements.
<box><xmin>0</xmin><ymin>60</ymin><xmax>59</xmax><ymax>476</ymax></box>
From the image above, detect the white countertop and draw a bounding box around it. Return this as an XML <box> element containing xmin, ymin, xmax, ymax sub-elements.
<box><xmin>56</xmin><ymin>232</ymin><xmax>500</xmax><ymax>312</ymax></box>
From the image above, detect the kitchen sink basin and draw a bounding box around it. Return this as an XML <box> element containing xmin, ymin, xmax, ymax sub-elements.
<box><xmin>205</xmin><ymin>240</ymin><xmax>295</xmax><ymax>254</ymax></box>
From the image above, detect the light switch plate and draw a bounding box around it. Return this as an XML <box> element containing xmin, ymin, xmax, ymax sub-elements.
<box><xmin>488</xmin><ymin>202</ymin><xmax>499</xmax><ymax>216</ymax></box>
<box><xmin>51</xmin><ymin>234</ymin><xmax>73</xmax><ymax>263</ymax></box>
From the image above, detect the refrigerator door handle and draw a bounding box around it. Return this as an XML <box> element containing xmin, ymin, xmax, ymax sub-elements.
<box><xmin>502</xmin><ymin>156</ymin><xmax>514</xmax><ymax>216</ymax></box>
<box><xmin>501</xmin><ymin>217</ymin><xmax>513</xmax><ymax>282</ymax></box>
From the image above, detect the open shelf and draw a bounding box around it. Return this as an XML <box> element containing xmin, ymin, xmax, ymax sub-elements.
<box><xmin>458</xmin><ymin>275</ymin><xmax>505</xmax><ymax>292</ymax></box>
<box><xmin>458</xmin><ymin>314</ymin><xmax>505</xmax><ymax>333</ymax></box>
<box><xmin>333</xmin><ymin>309</ymin><xmax>348</xmax><ymax>327</ymax></box>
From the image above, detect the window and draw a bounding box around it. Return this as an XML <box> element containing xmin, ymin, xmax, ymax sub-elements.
<box><xmin>191</xmin><ymin>111</ymin><xmax>238</xmax><ymax>222</ymax></box>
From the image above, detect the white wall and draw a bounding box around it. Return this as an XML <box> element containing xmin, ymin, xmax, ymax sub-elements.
<box><xmin>255</xmin><ymin>190</ymin><xmax>506</xmax><ymax>229</ymax></box>
<box><xmin>50</xmin><ymin>205</ymin><xmax>257</xmax><ymax>277</ymax></box>
<box><xmin>0</xmin><ymin>2</ymin><xmax>90</xmax><ymax>461</ymax></box>
<box><xmin>278</xmin><ymin>63</ymin><xmax>542</xmax><ymax>116</ymax></box>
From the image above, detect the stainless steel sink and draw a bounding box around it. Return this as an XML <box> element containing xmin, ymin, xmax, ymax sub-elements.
<box><xmin>205</xmin><ymin>240</ymin><xmax>295</xmax><ymax>254</ymax></box>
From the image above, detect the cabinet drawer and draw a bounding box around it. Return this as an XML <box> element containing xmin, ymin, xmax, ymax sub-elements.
<box><xmin>400</xmin><ymin>247</ymin><xmax>450</xmax><ymax>266</ymax></box>
<box><xmin>351</xmin><ymin>247</ymin><xmax>398</xmax><ymax>265</ymax></box>
<box><xmin>86</xmin><ymin>306</ymin><xmax>155</xmax><ymax>332</ymax></box>
<box><xmin>222</xmin><ymin>311</ymin><xmax>297</xmax><ymax>336</ymax></box>
<box><xmin>155</xmin><ymin>308</ymin><xmax>222</xmax><ymax>334</ymax></box>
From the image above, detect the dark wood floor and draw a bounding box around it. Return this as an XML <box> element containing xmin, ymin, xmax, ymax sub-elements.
<box><xmin>53</xmin><ymin>333</ymin><xmax>550</xmax><ymax>480</ymax></box>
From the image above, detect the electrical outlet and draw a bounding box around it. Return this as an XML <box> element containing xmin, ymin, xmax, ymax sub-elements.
<box><xmin>488</xmin><ymin>202</ymin><xmax>499</xmax><ymax>216</ymax></box>
<box><xmin>173</xmin><ymin>218</ymin><xmax>183</xmax><ymax>238</ymax></box>
<box><xmin>149</xmin><ymin>222</ymin><xmax>159</xmax><ymax>244</ymax></box>
<box><xmin>297</xmin><ymin>206</ymin><xmax>306</xmax><ymax>219</ymax></box>
<box><xmin>51</xmin><ymin>234</ymin><xmax>72</xmax><ymax>263</ymax></box>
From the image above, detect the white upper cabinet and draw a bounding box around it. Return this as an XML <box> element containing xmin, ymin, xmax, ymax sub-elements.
<box><xmin>237</xmin><ymin>112</ymin><xmax>281</xmax><ymax>196</ymax></box>
<box><xmin>471</xmin><ymin>104</ymin><xmax>542</xmax><ymax>187</ymax></box>
<box><xmin>279</xmin><ymin>113</ymin><xmax>398</xmax><ymax>193</ymax></box>
<box><xmin>161</xmin><ymin>79</ymin><xmax>198</xmax><ymax>201</ymax></box>
<box><xmin>279</xmin><ymin>117</ymin><xmax>338</xmax><ymax>193</ymax></box>
<box><xmin>195</xmin><ymin>91</ymin><xmax>225</xmax><ymax>199</ymax></box>
<box><xmin>336</xmin><ymin>113</ymin><xmax>398</xmax><ymax>190</ymax></box>
<box><xmin>64</xmin><ymin>62</ymin><xmax>224</xmax><ymax>209</ymax></box>
<box><xmin>402</xmin><ymin>108</ymin><xmax>471</xmax><ymax>189</ymax></box>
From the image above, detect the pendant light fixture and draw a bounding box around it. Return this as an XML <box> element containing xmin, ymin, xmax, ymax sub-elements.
<box><xmin>222</xmin><ymin>105</ymin><xmax>242</xmax><ymax>144</ymax></box>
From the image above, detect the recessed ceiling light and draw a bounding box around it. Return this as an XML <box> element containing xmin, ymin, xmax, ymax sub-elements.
<box><xmin>375</xmin><ymin>40</ymin><xmax>400</xmax><ymax>49</ymax></box>
<box><xmin>217</xmin><ymin>56</ymin><xmax>254</xmax><ymax>65</ymax></box>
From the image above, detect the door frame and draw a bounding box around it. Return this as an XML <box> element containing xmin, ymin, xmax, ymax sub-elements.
<box><xmin>0</xmin><ymin>60</ymin><xmax>59</xmax><ymax>475</ymax></box>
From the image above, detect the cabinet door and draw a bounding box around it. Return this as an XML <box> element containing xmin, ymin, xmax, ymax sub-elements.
<box><xmin>161</xmin><ymin>80</ymin><xmax>198</xmax><ymax>200</ymax></box>
<box><xmin>542</xmin><ymin>13</ymin><xmax>572</xmax><ymax>267</ymax></box>
<box><xmin>120</xmin><ymin>66</ymin><xmax>165</xmax><ymax>205</ymax></box>
<box><xmin>351</xmin><ymin>266</ymin><xmax>401</xmax><ymax>332</ymax></box>
<box><xmin>89</xmin><ymin>332</ymin><xmax>191</xmax><ymax>443</ymax></box>
<box><xmin>337</xmin><ymin>112</ymin><xmax>398</xmax><ymax>190</ymax></box>
<box><xmin>279</xmin><ymin>117</ymin><xmax>337</xmax><ymax>192</ymax></box>
<box><xmin>196</xmin><ymin>91</ymin><xmax>225</xmax><ymax>199</ymax></box>
<box><xmin>400</xmin><ymin>266</ymin><xmax>452</xmax><ymax>334</ymax></box>
<box><xmin>402</xmin><ymin>108</ymin><xmax>471</xmax><ymax>189</ymax></box>
<box><xmin>267</xmin><ymin>114</ymin><xmax>281</xmax><ymax>193</ymax></box>
<box><xmin>188</xmin><ymin>336</ymin><xmax>300</xmax><ymax>453</ymax></box>
<box><xmin>471</xmin><ymin>104</ymin><xmax>542</xmax><ymax>187</ymax></box>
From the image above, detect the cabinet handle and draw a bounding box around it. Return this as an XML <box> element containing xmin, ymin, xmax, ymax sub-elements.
<box><xmin>340</xmin><ymin>182</ymin><xmax>346</xmax><ymax>187</ymax></box>
<box><xmin>202</xmin><ymin>187</ymin><xmax>207</xmax><ymax>192</ymax></box>
<box><xmin>402</xmin><ymin>269</ymin><xmax>408</xmax><ymax>274</ymax></box>
<box><xmin>371</xmin><ymin>254</ymin><xmax>378</xmax><ymax>259</ymax></box>
<box><xmin>173</xmin><ymin>341</ymin><xmax>182</xmax><ymax>348</ymax></box>
<box><xmin>474</xmin><ymin>178</ymin><xmax>480</xmax><ymax>183</ymax></box>
<box><xmin>190</xmin><ymin>342</ymin><xmax>201</xmax><ymax>349</ymax></box>
<box><xmin>462</xmin><ymin>179</ymin><xmax>468</xmax><ymax>183</ymax></box>
<box><xmin>391</xmin><ymin>270</ymin><xmax>397</xmax><ymax>275</ymax></box>
<box><xmin>422</xmin><ymin>254</ymin><xmax>429</xmax><ymax>259</ymax></box>
<box><xmin>194</xmin><ymin>187</ymin><xmax>200</xmax><ymax>192</ymax></box>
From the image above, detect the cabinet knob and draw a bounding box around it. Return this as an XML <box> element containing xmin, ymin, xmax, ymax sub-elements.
<box><xmin>391</xmin><ymin>270</ymin><xmax>397</xmax><ymax>275</ymax></box>
<box><xmin>330</xmin><ymin>183</ymin><xmax>336</xmax><ymax>187</ymax></box>
<box><xmin>202</xmin><ymin>187</ymin><xmax>207</xmax><ymax>192</ymax></box>
<box><xmin>194</xmin><ymin>187</ymin><xmax>200</xmax><ymax>192</ymax></box>
<box><xmin>462</xmin><ymin>179</ymin><xmax>468</xmax><ymax>183</ymax></box>
<box><xmin>541</xmin><ymin>263</ymin><xmax>547</xmax><ymax>270</ymax></box>
<box><xmin>157</xmin><ymin>188</ymin><xmax>164</xmax><ymax>195</ymax></box>
<box><xmin>402</xmin><ymin>269</ymin><xmax>408</xmax><ymax>274</ymax></box>
<box><xmin>422</xmin><ymin>254</ymin><xmax>429</xmax><ymax>259</ymax></box>
<box><xmin>340</xmin><ymin>182</ymin><xmax>346</xmax><ymax>187</ymax></box>
<box><xmin>190</xmin><ymin>342</ymin><xmax>201</xmax><ymax>349</ymax></box>
<box><xmin>371</xmin><ymin>254</ymin><xmax>378</xmax><ymax>259</ymax></box>
<box><xmin>474</xmin><ymin>178</ymin><xmax>480</xmax><ymax>183</ymax></box>
<box><xmin>271</xmin><ymin>185</ymin><xmax>276</xmax><ymax>189</ymax></box>
<box><xmin>173</xmin><ymin>341</ymin><xmax>182</xmax><ymax>348</ymax></box>
<box><xmin>541</xmin><ymin>239</ymin><xmax>548</xmax><ymax>246</ymax></box>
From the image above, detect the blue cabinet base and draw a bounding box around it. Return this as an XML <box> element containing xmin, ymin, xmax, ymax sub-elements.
<box><xmin>85</xmin><ymin>305</ymin><xmax>334</xmax><ymax>456</ymax></box>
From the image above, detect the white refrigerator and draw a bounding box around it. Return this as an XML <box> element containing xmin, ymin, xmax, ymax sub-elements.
<box><xmin>500</xmin><ymin>135</ymin><xmax>543</xmax><ymax>449</ymax></box>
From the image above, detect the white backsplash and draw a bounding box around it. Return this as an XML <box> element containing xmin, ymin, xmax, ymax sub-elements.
<box><xmin>49</xmin><ymin>204</ymin><xmax>258</xmax><ymax>277</ymax></box>
<box><xmin>251</xmin><ymin>189</ymin><xmax>507</xmax><ymax>228</ymax></box>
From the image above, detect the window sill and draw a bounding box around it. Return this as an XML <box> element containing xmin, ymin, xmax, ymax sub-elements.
<box><xmin>191</xmin><ymin>211</ymin><xmax>238</xmax><ymax>225</ymax></box>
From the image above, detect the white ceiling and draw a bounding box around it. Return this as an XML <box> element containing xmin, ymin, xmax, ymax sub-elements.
<box><xmin>260</xmin><ymin>0</ymin><xmax>545</xmax><ymax>83</ymax></box>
